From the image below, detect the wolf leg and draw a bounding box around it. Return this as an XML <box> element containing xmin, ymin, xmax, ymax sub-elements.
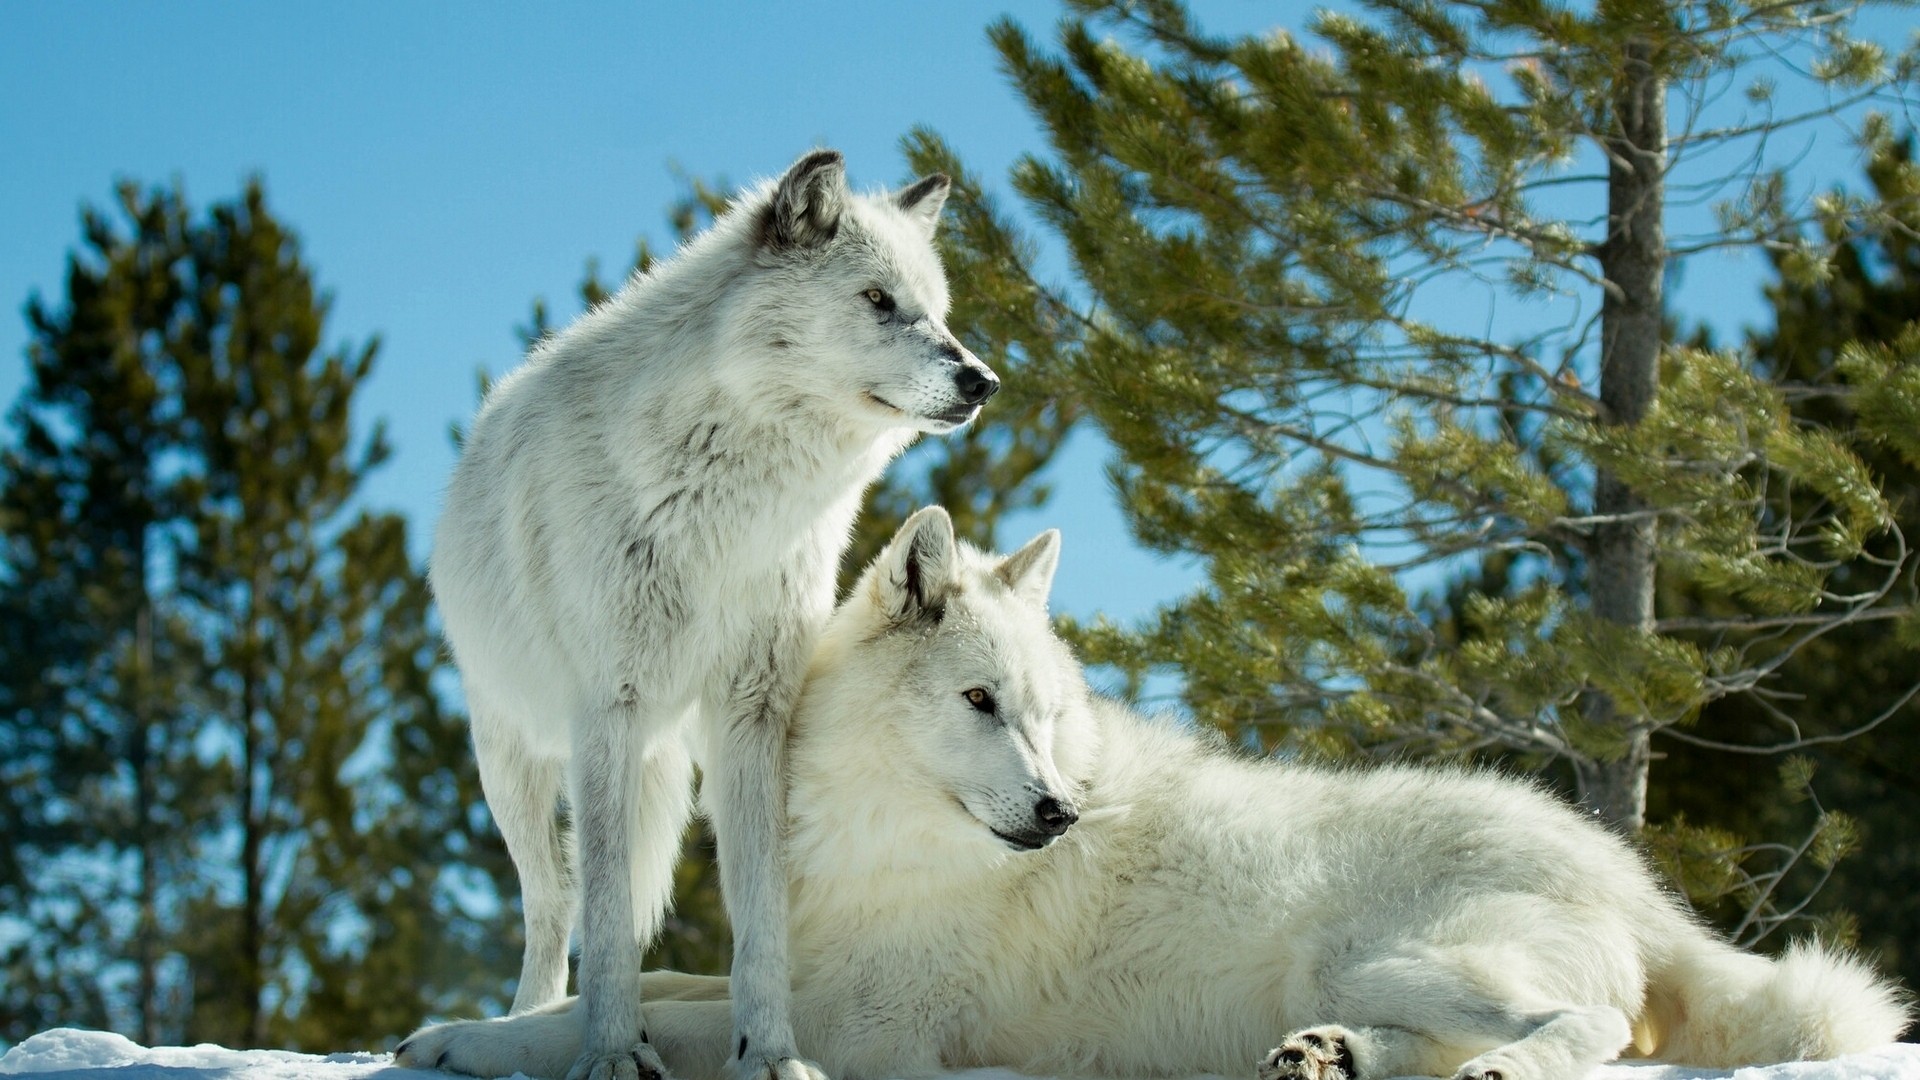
<box><xmin>1451</xmin><ymin>1005</ymin><xmax>1634</xmax><ymax>1080</ymax></box>
<box><xmin>643</xmin><ymin>999</ymin><xmax>739</xmax><ymax>1080</ymax></box>
<box><xmin>702</xmin><ymin>624</ymin><xmax>826</xmax><ymax>1080</ymax></box>
<box><xmin>1259</xmin><ymin>1014</ymin><xmax>1466</xmax><ymax>1076</ymax></box>
<box><xmin>569</xmin><ymin>699</ymin><xmax>671</xmax><ymax>1080</ymax></box>
<box><xmin>1262</xmin><ymin>952</ymin><xmax>1632</xmax><ymax>1080</ymax></box>
<box><xmin>398</xmin><ymin>997</ymin><xmax>583</xmax><ymax>1079</ymax></box>
<box><xmin>473</xmin><ymin>706</ymin><xmax>574</xmax><ymax>1014</ymax></box>
<box><xmin>643</xmin><ymin>971</ymin><xmax>730</xmax><ymax>1002</ymax></box>
<box><xmin>396</xmin><ymin>994</ymin><xmax>736</xmax><ymax>1080</ymax></box>
<box><xmin>1260</xmin><ymin>1025</ymin><xmax>1431</xmax><ymax>1080</ymax></box>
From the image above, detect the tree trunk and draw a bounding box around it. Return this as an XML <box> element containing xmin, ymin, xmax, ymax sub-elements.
<box><xmin>134</xmin><ymin>603</ymin><xmax>157</xmax><ymax>1047</ymax></box>
<box><xmin>240</xmin><ymin>564</ymin><xmax>265</xmax><ymax>1048</ymax></box>
<box><xmin>1581</xmin><ymin>39</ymin><xmax>1666</xmax><ymax>832</ymax></box>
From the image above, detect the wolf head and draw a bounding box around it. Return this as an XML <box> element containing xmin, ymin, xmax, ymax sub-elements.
<box><xmin>710</xmin><ymin>150</ymin><xmax>999</xmax><ymax>434</ymax></box>
<box><xmin>792</xmin><ymin>508</ymin><xmax>1098</xmax><ymax>873</ymax></box>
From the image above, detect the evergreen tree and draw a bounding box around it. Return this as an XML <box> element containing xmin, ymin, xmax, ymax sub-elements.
<box><xmin>0</xmin><ymin>180</ymin><xmax>512</xmax><ymax>1049</ymax></box>
<box><xmin>2</xmin><ymin>185</ymin><xmax>207</xmax><ymax>1043</ymax></box>
<box><xmin>1657</xmin><ymin>138</ymin><xmax>1920</xmax><ymax>983</ymax></box>
<box><xmin>916</xmin><ymin>0</ymin><xmax>1919</xmax><ymax>929</ymax></box>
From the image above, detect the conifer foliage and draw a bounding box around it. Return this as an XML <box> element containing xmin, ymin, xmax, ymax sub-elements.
<box><xmin>1659</xmin><ymin>136</ymin><xmax>1920</xmax><ymax>992</ymax></box>
<box><xmin>917</xmin><ymin>0</ymin><xmax>1919</xmax><ymax>923</ymax></box>
<box><xmin>0</xmin><ymin>181</ymin><xmax>511</xmax><ymax>1049</ymax></box>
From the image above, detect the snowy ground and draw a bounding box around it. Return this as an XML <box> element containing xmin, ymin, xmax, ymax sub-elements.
<box><xmin>3</xmin><ymin>1030</ymin><xmax>1918</xmax><ymax>1080</ymax></box>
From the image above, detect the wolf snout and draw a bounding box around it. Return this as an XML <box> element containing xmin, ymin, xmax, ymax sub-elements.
<box><xmin>954</xmin><ymin>362</ymin><xmax>1000</xmax><ymax>406</ymax></box>
<box><xmin>1034</xmin><ymin>795</ymin><xmax>1078</xmax><ymax>838</ymax></box>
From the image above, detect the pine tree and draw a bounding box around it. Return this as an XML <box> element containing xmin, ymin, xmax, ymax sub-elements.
<box><xmin>919</xmin><ymin>0</ymin><xmax>1918</xmax><ymax>856</ymax></box>
<box><xmin>1656</xmin><ymin>138</ymin><xmax>1920</xmax><ymax>982</ymax></box>
<box><xmin>1</xmin><ymin>184</ymin><xmax>206</xmax><ymax>1042</ymax></box>
<box><xmin>0</xmin><ymin>180</ymin><xmax>512</xmax><ymax>1048</ymax></box>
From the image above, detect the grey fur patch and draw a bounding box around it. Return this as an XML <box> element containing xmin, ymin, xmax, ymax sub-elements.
<box><xmin>762</xmin><ymin>150</ymin><xmax>847</xmax><ymax>250</ymax></box>
<box><xmin>896</xmin><ymin>173</ymin><xmax>952</xmax><ymax>217</ymax></box>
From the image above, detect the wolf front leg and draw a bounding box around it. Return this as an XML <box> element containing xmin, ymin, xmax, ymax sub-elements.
<box><xmin>702</xmin><ymin>628</ymin><xmax>828</xmax><ymax>1080</ymax></box>
<box><xmin>568</xmin><ymin>697</ymin><xmax>684</xmax><ymax>1080</ymax></box>
<box><xmin>397</xmin><ymin>980</ymin><xmax>738</xmax><ymax>1080</ymax></box>
<box><xmin>398</xmin><ymin>997</ymin><xmax>588</xmax><ymax>1079</ymax></box>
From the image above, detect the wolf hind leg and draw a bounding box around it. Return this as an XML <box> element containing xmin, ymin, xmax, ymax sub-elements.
<box><xmin>473</xmin><ymin>707</ymin><xmax>575</xmax><ymax>1014</ymax></box>
<box><xmin>643</xmin><ymin>970</ymin><xmax>730</xmax><ymax>1002</ymax></box>
<box><xmin>1452</xmin><ymin>1005</ymin><xmax>1633</xmax><ymax>1080</ymax></box>
<box><xmin>1261</xmin><ymin>1024</ymin><xmax>1496</xmax><ymax>1080</ymax></box>
<box><xmin>1260</xmin><ymin>1009</ymin><xmax>1630</xmax><ymax>1080</ymax></box>
<box><xmin>1263</xmin><ymin>952</ymin><xmax>1633</xmax><ymax>1080</ymax></box>
<box><xmin>644</xmin><ymin>999</ymin><xmax>739</xmax><ymax>1080</ymax></box>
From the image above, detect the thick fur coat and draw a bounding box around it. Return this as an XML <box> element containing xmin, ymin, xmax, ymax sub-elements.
<box><xmin>423</xmin><ymin>152</ymin><xmax>996</xmax><ymax>1080</ymax></box>
<box><xmin>407</xmin><ymin>510</ymin><xmax>1908</xmax><ymax>1080</ymax></box>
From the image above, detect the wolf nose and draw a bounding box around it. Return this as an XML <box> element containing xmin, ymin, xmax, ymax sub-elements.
<box><xmin>1034</xmin><ymin>796</ymin><xmax>1078</xmax><ymax>837</ymax></box>
<box><xmin>954</xmin><ymin>364</ymin><xmax>999</xmax><ymax>406</ymax></box>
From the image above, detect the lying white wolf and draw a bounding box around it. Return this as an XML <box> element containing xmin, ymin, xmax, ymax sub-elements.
<box><xmin>426</xmin><ymin>151</ymin><xmax>997</xmax><ymax>1080</ymax></box>
<box><xmin>405</xmin><ymin>509</ymin><xmax>1909</xmax><ymax>1080</ymax></box>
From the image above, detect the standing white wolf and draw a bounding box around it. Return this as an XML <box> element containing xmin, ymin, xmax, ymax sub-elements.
<box><xmin>424</xmin><ymin>151</ymin><xmax>997</xmax><ymax>1080</ymax></box>
<box><xmin>408</xmin><ymin>508</ymin><xmax>1907</xmax><ymax>1080</ymax></box>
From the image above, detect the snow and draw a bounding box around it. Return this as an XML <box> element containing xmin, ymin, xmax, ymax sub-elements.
<box><xmin>3</xmin><ymin>1030</ymin><xmax>1918</xmax><ymax>1080</ymax></box>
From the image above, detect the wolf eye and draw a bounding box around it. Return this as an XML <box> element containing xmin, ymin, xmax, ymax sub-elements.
<box><xmin>963</xmin><ymin>687</ymin><xmax>997</xmax><ymax>714</ymax></box>
<box><xmin>864</xmin><ymin>288</ymin><xmax>896</xmax><ymax>312</ymax></box>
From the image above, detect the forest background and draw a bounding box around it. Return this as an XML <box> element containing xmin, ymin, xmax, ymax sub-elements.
<box><xmin>4</xmin><ymin>0</ymin><xmax>1919</xmax><ymax>1053</ymax></box>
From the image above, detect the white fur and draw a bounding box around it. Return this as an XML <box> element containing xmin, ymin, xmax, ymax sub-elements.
<box><xmin>406</xmin><ymin>511</ymin><xmax>1909</xmax><ymax>1080</ymax></box>
<box><xmin>422</xmin><ymin>151</ymin><xmax>996</xmax><ymax>1080</ymax></box>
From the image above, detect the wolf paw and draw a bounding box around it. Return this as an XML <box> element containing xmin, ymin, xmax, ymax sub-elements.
<box><xmin>565</xmin><ymin>1043</ymin><xmax>671</xmax><ymax>1080</ymax></box>
<box><xmin>727</xmin><ymin>1052</ymin><xmax>829</xmax><ymax>1080</ymax></box>
<box><xmin>393</xmin><ymin>1033</ymin><xmax>440</xmax><ymax>1072</ymax></box>
<box><xmin>1259</xmin><ymin>1027</ymin><xmax>1358</xmax><ymax>1080</ymax></box>
<box><xmin>395</xmin><ymin>1003</ymin><xmax>587</xmax><ymax>1077</ymax></box>
<box><xmin>394</xmin><ymin>1021</ymin><xmax>498</xmax><ymax>1076</ymax></box>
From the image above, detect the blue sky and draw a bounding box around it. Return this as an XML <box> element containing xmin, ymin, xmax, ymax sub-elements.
<box><xmin>1</xmin><ymin>1</ymin><xmax>1909</xmax><ymax>628</ymax></box>
<box><xmin>0</xmin><ymin>1</ymin><xmax>1284</xmax><ymax>624</ymax></box>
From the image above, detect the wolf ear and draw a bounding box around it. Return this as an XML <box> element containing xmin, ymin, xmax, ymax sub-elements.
<box><xmin>994</xmin><ymin>529</ymin><xmax>1060</xmax><ymax>607</ymax></box>
<box><xmin>895</xmin><ymin>173</ymin><xmax>951</xmax><ymax>236</ymax></box>
<box><xmin>763</xmin><ymin>149</ymin><xmax>848</xmax><ymax>250</ymax></box>
<box><xmin>875</xmin><ymin>506</ymin><xmax>960</xmax><ymax>623</ymax></box>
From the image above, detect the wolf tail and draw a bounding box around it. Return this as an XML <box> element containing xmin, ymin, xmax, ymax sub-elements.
<box><xmin>1637</xmin><ymin>930</ymin><xmax>1910</xmax><ymax>1065</ymax></box>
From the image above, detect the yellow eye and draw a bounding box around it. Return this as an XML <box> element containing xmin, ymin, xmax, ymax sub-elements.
<box><xmin>964</xmin><ymin>687</ymin><xmax>997</xmax><ymax>714</ymax></box>
<box><xmin>865</xmin><ymin>288</ymin><xmax>886</xmax><ymax>305</ymax></box>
